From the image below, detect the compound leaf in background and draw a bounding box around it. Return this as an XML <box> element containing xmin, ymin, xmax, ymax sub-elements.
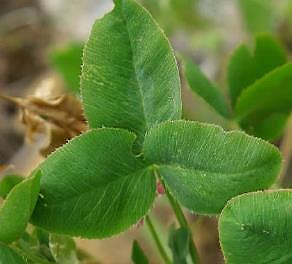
<box><xmin>168</xmin><ymin>226</ymin><xmax>190</xmax><ymax>264</ymax></box>
<box><xmin>219</xmin><ymin>190</ymin><xmax>292</xmax><ymax>264</ymax></box>
<box><xmin>0</xmin><ymin>243</ymin><xmax>25</xmax><ymax>264</ymax></box>
<box><xmin>49</xmin><ymin>234</ymin><xmax>79</xmax><ymax>264</ymax></box>
<box><xmin>0</xmin><ymin>175</ymin><xmax>23</xmax><ymax>198</ymax></box>
<box><xmin>81</xmin><ymin>0</ymin><xmax>181</xmax><ymax>151</ymax></box>
<box><xmin>184</xmin><ymin>60</ymin><xmax>231</xmax><ymax>119</ymax></box>
<box><xmin>131</xmin><ymin>240</ymin><xmax>149</xmax><ymax>264</ymax></box>
<box><xmin>0</xmin><ymin>170</ymin><xmax>41</xmax><ymax>244</ymax></box>
<box><xmin>49</xmin><ymin>43</ymin><xmax>83</xmax><ymax>94</ymax></box>
<box><xmin>143</xmin><ymin>120</ymin><xmax>282</xmax><ymax>214</ymax></box>
<box><xmin>32</xmin><ymin>129</ymin><xmax>156</xmax><ymax>238</ymax></box>
<box><xmin>235</xmin><ymin>63</ymin><xmax>292</xmax><ymax>136</ymax></box>
<box><xmin>228</xmin><ymin>34</ymin><xmax>286</xmax><ymax>106</ymax></box>
<box><xmin>237</xmin><ymin>0</ymin><xmax>276</xmax><ymax>33</ymax></box>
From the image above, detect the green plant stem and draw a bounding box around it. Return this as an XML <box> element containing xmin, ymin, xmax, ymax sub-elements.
<box><xmin>11</xmin><ymin>245</ymin><xmax>52</xmax><ymax>264</ymax></box>
<box><xmin>165</xmin><ymin>190</ymin><xmax>200</xmax><ymax>264</ymax></box>
<box><xmin>145</xmin><ymin>215</ymin><xmax>171</xmax><ymax>264</ymax></box>
<box><xmin>154</xmin><ymin>168</ymin><xmax>200</xmax><ymax>264</ymax></box>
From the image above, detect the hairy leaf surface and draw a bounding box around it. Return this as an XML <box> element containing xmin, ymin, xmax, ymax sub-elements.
<box><xmin>219</xmin><ymin>190</ymin><xmax>292</xmax><ymax>264</ymax></box>
<box><xmin>81</xmin><ymin>0</ymin><xmax>181</xmax><ymax>150</ymax></box>
<box><xmin>144</xmin><ymin>121</ymin><xmax>281</xmax><ymax>214</ymax></box>
<box><xmin>0</xmin><ymin>170</ymin><xmax>41</xmax><ymax>244</ymax></box>
<box><xmin>32</xmin><ymin>129</ymin><xmax>155</xmax><ymax>238</ymax></box>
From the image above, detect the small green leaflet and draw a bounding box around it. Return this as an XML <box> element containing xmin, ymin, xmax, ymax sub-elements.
<box><xmin>131</xmin><ymin>240</ymin><xmax>149</xmax><ymax>264</ymax></box>
<box><xmin>219</xmin><ymin>190</ymin><xmax>292</xmax><ymax>264</ymax></box>
<box><xmin>228</xmin><ymin>34</ymin><xmax>286</xmax><ymax>106</ymax></box>
<box><xmin>168</xmin><ymin>226</ymin><xmax>190</xmax><ymax>264</ymax></box>
<box><xmin>0</xmin><ymin>175</ymin><xmax>23</xmax><ymax>198</ymax></box>
<box><xmin>184</xmin><ymin>60</ymin><xmax>231</xmax><ymax>119</ymax></box>
<box><xmin>32</xmin><ymin>129</ymin><xmax>156</xmax><ymax>238</ymax></box>
<box><xmin>81</xmin><ymin>0</ymin><xmax>181</xmax><ymax>151</ymax></box>
<box><xmin>143</xmin><ymin>120</ymin><xmax>282</xmax><ymax>214</ymax></box>
<box><xmin>235</xmin><ymin>63</ymin><xmax>292</xmax><ymax>125</ymax></box>
<box><xmin>0</xmin><ymin>170</ymin><xmax>41</xmax><ymax>244</ymax></box>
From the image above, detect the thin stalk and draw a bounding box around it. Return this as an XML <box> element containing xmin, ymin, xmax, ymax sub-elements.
<box><xmin>11</xmin><ymin>245</ymin><xmax>52</xmax><ymax>264</ymax></box>
<box><xmin>154</xmin><ymin>169</ymin><xmax>200</xmax><ymax>264</ymax></box>
<box><xmin>145</xmin><ymin>215</ymin><xmax>171</xmax><ymax>264</ymax></box>
<box><xmin>278</xmin><ymin>115</ymin><xmax>292</xmax><ymax>186</ymax></box>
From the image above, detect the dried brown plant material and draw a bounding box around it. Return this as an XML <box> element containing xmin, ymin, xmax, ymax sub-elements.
<box><xmin>0</xmin><ymin>94</ymin><xmax>87</xmax><ymax>156</ymax></box>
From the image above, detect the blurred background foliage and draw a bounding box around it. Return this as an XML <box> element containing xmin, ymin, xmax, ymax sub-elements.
<box><xmin>0</xmin><ymin>0</ymin><xmax>291</xmax><ymax>263</ymax></box>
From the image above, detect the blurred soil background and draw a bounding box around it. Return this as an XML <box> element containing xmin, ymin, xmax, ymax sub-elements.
<box><xmin>0</xmin><ymin>0</ymin><xmax>291</xmax><ymax>263</ymax></box>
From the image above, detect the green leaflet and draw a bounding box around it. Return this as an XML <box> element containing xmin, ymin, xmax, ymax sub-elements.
<box><xmin>245</xmin><ymin>112</ymin><xmax>289</xmax><ymax>141</ymax></box>
<box><xmin>32</xmin><ymin>129</ymin><xmax>156</xmax><ymax>238</ymax></box>
<box><xmin>49</xmin><ymin>43</ymin><xmax>83</xmax><ymax>94</ymax></box>
<box><xmin>81</xmin><ymin>0</ymin><xmax>181</xmax><ymax>151</ymax></box>
<box><xmin>228</xmin><ymin>34</ymin><xmax>286</xmax><ymax>106</ymax></box>
<box><xmin>184</xmin><ymin>60</ymin><xmax>231</xmax><ymax>119</ymax></box>
<box><xmin>0</xmin><ymin>170</ymin><xmax>41</xmax><ymax>244</ymax></box>
<box><xmin>168</xmin><ymin>226</ymin><xmax>190</xmax><ymax>264</ymax></box>
<box><xmin>143</xmin><ymin>120</ymin><xmax>282</xmax><ymax>214</ymax></box>
<box><xmin>235</xmin><ymin>63</ymin><xmax>292</xmax><ymax>124</ymax></box>
<box><xmin>131</xmin><ymin>240</ymin><xmax>149</xmax><ymax>264</ymax></box>
<box><xmin>0</xmin><ymin>175</ymin><xmax>23</xmax><ymax>198</ymax></box>
<box><xmin>219</xmin><ymin>190</ymin><xmax>292</xmax><ymax>264</ymax></box>
<box><xmin>0</xmin><ymin>243</ymin><xmax>25</xmax><ymax>264</ymax></box>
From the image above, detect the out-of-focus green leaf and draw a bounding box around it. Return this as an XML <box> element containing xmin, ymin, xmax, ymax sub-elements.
<box><xmin>0</xmin><ymin>243</ymin><xmax>25</xmax><ymax>264</ymax></box>
<box><xmin>219</xmin><ymin>190</ymin><xmax>292</xmax><ymax>264</ymax></box>
<box><xmin>245</xmin><ymin>112</ymin><xmax>289</xmax><ymax>141</ymax></box>
<box><xmin>32</xmin><ymin>129</ymin><xmax>155</xmax><ymax>238</ymax></box>
<box><xmin>184</xmin><ymin>60</ymin><xmax>231</xmax><ymax>119</ymax></box>
<box><xmin>0</xmin><ymin>170</ymin><xmax>41</xmax><ymax>244</ymax></box>
<box><xmin>168</xmin><ymin>226</ymin><xmax>189</xmax><ymax>264</ymax></box>
<box><xmin>143</xmin><ymin>120</ymin><xmax>282</xmax><ymax>214</ymax></box>
<box><xmin>228</xmin><ymin>34</ymin><xmax>286</xmax><ymax>106</ymax></box>
<box><xmin>50</xmin><ymin>43</ymin><xmax>83</xmax><ymax>94</ymax></box>
<box><xmin>131</xmin><ymin>240</ymin><xmax>149</xmax><ymax>264</ymax></box>
<box><xmin>235</xmin><ymin>63</ymin><xmax>292</xmax><ymax>133</ymax></box>
<box><xmin>237</xmin><ymin>0</ymin><xmax>276</xmax><ymax>33</ymax></box>
<box><xmin>169</xmin><ymin>0</ymin><xmax>201</xmax><ymax>27</ymax></box>
<box><xmin>49</xmin><ymin>234</ymin><xmax>79</xmax><ymax>264</ymax></box>
<box><xmin>0</xmin><ymin>175</ymin><xmax>23</xmax><ymax>198</ymax></box>
<box><xmin>81</xmin><ymin>0</ymin><xmax>181</xmax><ymax>151</ymax></box>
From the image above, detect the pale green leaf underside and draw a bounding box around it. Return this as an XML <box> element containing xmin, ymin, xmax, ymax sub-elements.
<box><xmin>219</xmin><ymin>190</ymin><xmax>292</xmax><ymax>264</ymax></box>
<box><xmin>81</xmin><ymin>0</ymin><xmax>181</xmax><ymax>151</ymax></box>
<box><xmin>0</xmin><ymin>243</ymin><xmax>25</xmax><ymax>264</ymax></box>
<box><xmin>143</xmin><ymin>121</ymin><xmax>281</xmax><ymax>214</ymax></box>
<box><xmin>184</xmin><ymin>60</ymin><xmax>231</xmax><ymax>119</ymax></box>
<box><xmin>235</xmin><ymin>63</ymin><xmax>292</xmax><ymax>122</ymax></box>
<box><xmin>32</xmin><ymin>129</ymin><xmax>156</xmax><ymax>238</ymax></box>
<box><xmin>0</xmin><ymin>170</ymin><xmax>41</xmax><ymax>244</ymax></box>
